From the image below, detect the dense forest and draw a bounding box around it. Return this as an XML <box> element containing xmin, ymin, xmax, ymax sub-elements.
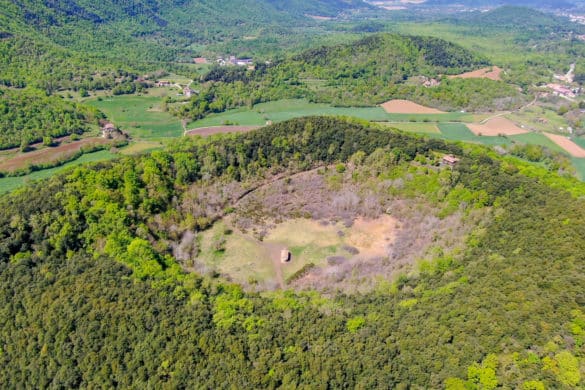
<box><xmin>0</xmin><ymin>88</ymin><xmax>101</xmax><ymax>149</ymax></box>
<box><xmin>0</xmin><ymin>117</ymin><xmax>584</xmax><ymax>387</ymax></box>
<box><xmin>173</xmin><ymin>33</ymin><xmax>524</xmax><ymax>120</ymax></box>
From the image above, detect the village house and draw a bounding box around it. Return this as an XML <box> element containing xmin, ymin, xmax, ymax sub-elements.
<box><xmin>217</xmin><ymin>55</ymin><xmax>254</xmax><ymax>67</ymax></box>
<box><xmin>547</xmin><ymin>83</ymin><xmax>577</xmax><ymax>98</ymax></box>
<box><xmin>193</xmin><ymin>57</ymin><xmax>208</xmax><ymax>64</ymax></box>
<box><xmin>236</xmin><ymin>58</ymin><xmax>253</xmax><ymax>66</ymax></box>
<box><xmin>442</xmin><ymin>154</ymin><xmax>460</xmax><ymax>167</ymax></box>
<box><xmin>101</xmin><ymin>122</ymin><xmax>117</xmax><ymax>139</ymax></box>
<box><xmin>422</xmin><ymin>77</ymin><xmax>440</xmax><ymax>88</ymax></box>
<box><xmin>183</xmin><ymin>86</ymin><xmax>195</xmax><ymax>97</ymax></box>
<box><xmin>155</xmin><ymin>80</ymin><xmax>172</xmax><ymax>87</ymax></box>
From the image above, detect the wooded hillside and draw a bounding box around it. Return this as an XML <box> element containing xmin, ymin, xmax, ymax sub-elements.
<box><xmin>0</xmin><ymin>117</ymin><xmax>583</xmax><ymax>388</ymax></box>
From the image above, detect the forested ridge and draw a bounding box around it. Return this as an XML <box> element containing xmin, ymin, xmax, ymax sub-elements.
<box><xmin>173</xmin><ymin>33</ymin><xmax>524</xmax><ymax>120</ymax></box>
<box><xmin>0</xmin><ymin>117</ymin><xmax>584</xmax><ymax>388</ymax></box>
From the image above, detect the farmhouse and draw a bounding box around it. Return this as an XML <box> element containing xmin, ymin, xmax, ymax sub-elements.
<box><xmin>155</xmin><ymin>80</ymin><xmax>172</xmax><ymax>87</ymax></box>
<box><xmin>193</xmin><ymin>57</ymin><xmax>208</xmax><ymax>64</ymax></box>
<box><xmin>101</xmin><ymin>123</ymin><xmax>116</xmax><ymax>138</ymax></box>
<box><xmin>442</xmin><ymin>154</ymin><xmax>460</xmax><ymax>167</ymax></box>
<box><xmin>423</xmin><ymin>77</ymin><xmax>440</xmax><ymax>88</ymax></box>
<box><xmin>547</xmin><ymin>83</ymin><xmax>576</xmax><ymax>98</ymax></box>
<box><xmin>183</xmin><ymin>87</ymin><xmax>195</xmax><ymax>97</ymax></box>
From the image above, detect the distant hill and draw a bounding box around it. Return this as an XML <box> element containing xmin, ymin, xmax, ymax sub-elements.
<box><xmin>466</xmin><ymin>6</ymin><xmax>582</xmax><ymax>31</ymax></box>
<box><xmin>436</xmin><ymin>6</ymin><xmax>585</xmax><ymax>39</ymax></box>
<box><xmin>423</xmin><ymin>0</ymin><xmax>575</xmax><ymax>9</ymax></box>
<box><xmin>0</xmin><ymin>0</ymin><xmax>370</xmax><ymax>89</ymax></box>
<box><xmin>174</xmin><ymin>33</ymin><xmax>524</xmax><ymax>117</ymax></box>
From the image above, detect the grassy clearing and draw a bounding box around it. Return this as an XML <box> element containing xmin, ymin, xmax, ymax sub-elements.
<box><xmin>87</xmin><ymin>95</ymin><xmax>185</xmax><ymax>139</ymax></box>
<box><xmin>571</xmin><ymin>137</ymin><xmax>585</xmax><ymax>149</ymax></box>
<box><xmin>571</xmin><ymin>158</ymin><xmax>585</xmax><ymax>180</ymax></box>
<box><xmin>264</xmin><ymin>219</ymin><xmax>345</xmax><ymax>280</ymax></box>
<box><xmin>508</xmin><ymin>133</ymin><xmax>567</xmax><ymax>154</ymax></box>
<box><xmin>189</xmin><ymin>99</ymin><xmax>476</xmax><ymax>129</ymax></box>
<box><xmin>189</xmin><ymin>100</ymin><xmax>390</xmax><ymax>127</ymax></box>
<box><xmin>438</xmin><ymin>123</ymin><xmax>511</xmax><ymax>146</ymax></box>
<box><xmin>119</xmin><ymin>141</ymin><xmax>165</xmax><ymax>156</ymax></box>
<box><xmin>198</xmin><ymin>221</ymin><xmax>275</xmax><ymax>283</ymax></box>
<box><xmin>0</xmin><ymin>150</ymin><xmax>117</xmax><ymax>194</ymax></box>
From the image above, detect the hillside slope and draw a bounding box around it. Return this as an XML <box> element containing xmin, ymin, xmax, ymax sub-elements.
<box><xmin>0</xmin><ymin>0</ymin><xmax>369</xmax><ymax>88</ymax></box>
<box><xmin>0</xmin><ymin>117</ymin><xmax>584</xmax><ymax>388</ymax></box>
<box><xmin>175</xmin><ymin>33</ymin><xmax>524</xmax><ymax>117</ymax></box>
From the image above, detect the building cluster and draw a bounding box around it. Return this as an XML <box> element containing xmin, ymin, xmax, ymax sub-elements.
<box><xmin>193</xmin><ymin>56</ymin><xmax>255</xmax><ymax>69</ymax></box>
<box><xmin>547</xmin><ymin>83</ymin><xmax>580</xmax><ymax>99</ymax></box>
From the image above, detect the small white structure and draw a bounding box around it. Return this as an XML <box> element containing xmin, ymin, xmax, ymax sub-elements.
<box><xmin>280</xmin><ymin>249</ymin><xmax>291</xmax><ymax>263</ymax></box>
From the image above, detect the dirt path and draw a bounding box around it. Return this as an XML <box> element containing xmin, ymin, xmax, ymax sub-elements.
<box><xmin>234</xmin><ymin>165</ymin><xmax>326</xmax><ymax>206</ymax></box>
<box><xmin>265</xmin><ymin>243</ymin><xmax>285</xmax><ymax>289</ymax></box>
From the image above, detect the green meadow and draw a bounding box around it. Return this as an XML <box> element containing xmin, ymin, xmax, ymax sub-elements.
<box><xmin>87</xmin><ymin>95</ymin><xmax>186</xmax><ymax>139</ymax></box>
<box><xmin>188</xmin><ymin>99</ymin><xmax>475</xmax><ymax>128</ymax></box>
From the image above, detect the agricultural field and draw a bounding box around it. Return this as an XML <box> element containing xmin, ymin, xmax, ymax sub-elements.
<box><xmin>0</xmin><ymin>150</ymin><xmax>118</xmax><ymax>194</ymax></box>
<box><xmin>0</xmin><ymin>138</ymin><xmax>114</xmax><ymax>173</ymax></box>
<box><xmin>571</xmin><ymin>157</ymin><xmax>585</xmax><ymax>180</ymax></box>
<box><xmin>188</xmin><ymin>99</ymin><xmax>477</xmax><ymax>129</ymax></box>
<box><xmin>381</xmin><ymin>99</ymin><xmax>445</xmax><ymax>114</ymax></box>
<box><xmin>87</xmin><ymin>94</ymin><xmax>187</xmax><ymax>139</ymax></box>
<box><xmin>437</xmin><ymin>123</ymin><xmax>511</xmax><ymax>145</ymax></box>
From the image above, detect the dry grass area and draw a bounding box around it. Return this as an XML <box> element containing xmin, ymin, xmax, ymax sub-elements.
<box><xmin>0</xmin><ymin>137</ymin><xmax>113</xmax><ymax>172</ymax></box>
<box><xmin>449</xmin><ymin>66</ymin><xmax>502</xmax><ymax>81</ymax></box>
<box><xmin>181</xmin><ymin>167</ymin><xmax>482</xmax><ymax>293</ymax></box>
<box><xmin>544</xmin><ymin>133</ymin><xmax>585</xmax><ymax>157</ymax></box>
<box><xmin>381</xmin><ymin>99</ymin><xmax>444</xmax><ymax>114</ymax></box>
<box><xmin>185</xmin><ymin>126</ymin><xmax>260</xmax><ymax>137</ymax></box>
<box><xmin>467</xmin><ymin>117</ymin><xmax>529</xmax><ymax>136</ymax></box>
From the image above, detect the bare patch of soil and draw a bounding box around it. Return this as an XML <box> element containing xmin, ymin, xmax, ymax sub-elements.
<box><xmin>449</xmin><ymin>66</ymin><xmax>502</xmax><ymax>81</ymax></box>
<box><xmin>381</xmin><ymin>99</ymin><xmax>444</xmax><ymax>114</ymax></box>
<box><xmin>467</xmin><ymin>117</ymin><xmax>529</xmax><ymax>136</ymax></box>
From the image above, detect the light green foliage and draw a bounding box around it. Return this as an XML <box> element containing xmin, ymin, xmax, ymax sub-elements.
<box><xmin>213</xmin><ymin>285</ymin><xmax>254</xmax><ymax>329</ymax></box>
<box><xmin>467</xmin><ymin>354</ymin><xmax>498</xmax><ymax>390</ymax></box>
<box><xmin>445</xmin><ymin>377</ymin><xmax>467</xmax><ymax>390</ymax></box>
<box><xmin>553</xmin><ymin>351</ymin><xmax>581</xmax><ymax>387</ymax></box>
<box><xmin>522</xmin><ymin>380</ymin><xmax>545</xmax><ymax>390</ymax></box>
<box><xmin>398</xmin><ymin>298</ymin><xmax>418</xmax><ymax>309</ymax></box>
<box><xmin>346</xmin><ymin>316</ymin><xmax>366</xmax><ymax>333</ymax></box>
<box><xmin>0</xmin><ymin>88</ymin><xmax>100</xmax><ymax>149</ymax></box>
